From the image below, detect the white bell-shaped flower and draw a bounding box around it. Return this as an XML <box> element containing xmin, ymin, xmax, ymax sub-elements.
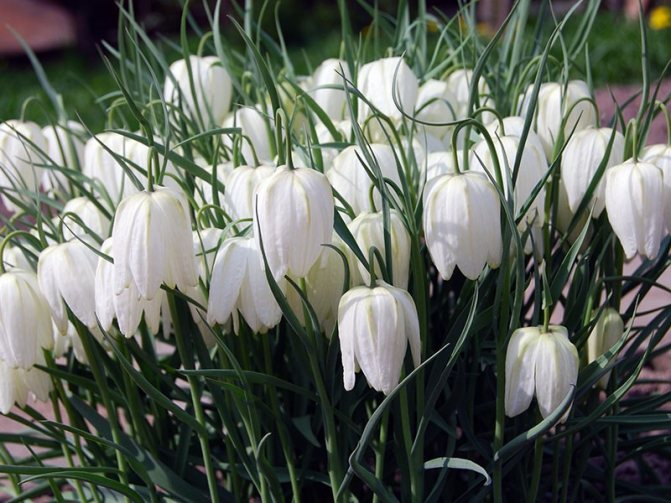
<box><xmin>193</xmin><ymin>159</ymin><xmax>233</xmax><ymax>208</ymax></box>
<box><xmin>519</xmin><ymin>80</ymin><xmax>597</xmax><ymax>158</ymax></box>
<box><xmin>415</xmin><ymin>79</ymin><xmax>458</xmax><ymax>139</ymax></box>
<box><xmin>223</xmin><ymin>106</ymin><xmax>274</xmax><ymax>164</ymax></box>
<box><xmin>642</xmin><ymin>144</ymin><xmax>671</xmax><ymax>231</ymax></box>
<box><xmin>327</xmin><ymin>144</ymin><xmax>401</xmax><ymax>217</ymax></box>
<box><xmin>0</xmin><ymin>269</ymin><xmax>54</xmax><ymax>368</ymax></box>
<box><xmin>561</xmin><ymin>127</ymin><xmax>625</xmax><ymax>217</ymax></box>
<box><xmin>286</xmin><ymin>240</ymin><xmax>345</xmax><ymax>335</ymax></box>
<box><xmin>38</xmin><ymin>240</ymin><xmax>99</xmax><ymax>334</ymax></box>
<box><xmin>41</xmin><ymin>121</ymin><xmax>86</xmax><ymax>194</ymax></box>
<box><xmin>485</xmin><ymin>116</ymin><xmax>547</xmax><ymax>164</ymax></box>
<box><xmin>95</xmin><ymin>238</ymin><xmax>164</xmax><ymax>337</ymax></box>
<box><xmin>587</xmin><ymin>307</ymin><xmax>624</xmax><ymax>389</ymax></box>
<box><xmin>446</xmin><ymin>68</ymin><xmax>496</xmax><ymax>123</ymax></box>
<box><xmin>0</xmin><ymin>358</ymin><xmax>52</xmax><ymax>414</ymax></box>
<box><xmin>223</xmin><ymin>164</ymin><xmax>275</xmax><ymax>221</ymax></box>
<box><xmin>164</xmin><ymin>55</ymin><xmax>233</xmax><ymax>127</ymax></box>
<box><xmin>337</xmin><ymin>281</ymin><xmax>421</xmax><ymax>395</ymax></box>
<box><xmin>423</xmin><ymin>171</ymin><xmax>502</xmax><ymax>280</ymax></box>
<box><xmin>471</xmin><ymin>134</ymin><xmax>547</xmax><ymax>228</ymax></box>
<box><xmin>0</xmin><ymin>120</ymin><xmax>47</xmax><ymax>212</ymax></box>
<box><xmin>423</xmin><ymin>150</ymin><xmax>459</xmax><ymax>183</ymax></box>
<box><xmin>347</xmin><ymin>210</ymin><xmax>411</xmax><ymax>288</ymax></box>
<box><xmin>60</xmin><ymin>197</ymin><xmax>111</xmax><ymax>241</ymax></box>
<box><xmin>505</xmin><ymin>325</ymin><xmax>579</xmax><ymax>420</ymax></box>
<box><xmin>310</xmin><ymin>58</ymin><xmax>351</xmax><ymax>121</ymax></box>
<box><xmin>254</xmin><ymin>166</ymin><xmax>334</xmax><ymax>280</ymax></box>
<box><xmin>313</xmin><ymin>120</ymin><xmax>352</xmax><ymax>170</ymax></box>
<box><xmin>83</xmin><ymin>132</ymin><xmax>136</xmax><ymax>204</ymax></box>
<box><xmin>605</xmin><ymin>160</ymin><xmax>664</xmax><ymax>260</ymax></box>
<box><xmin>207</xmin><ymin>236</ymin><xmax>285</xmax><ymax>334</ymax></box>
<box><xmin>2</xmin><ymin>245</ymin><xmax>32</xmax><ymax>272</ymax></box>
<box><xmin>357</xmin><ymin>57</ymin><xmax>418</xmax><ymax>123</ymax></box>
<box><xmin>112</xmin><ymin>186</ymin><xmax>198</xmax><ymax>300</ymax></box>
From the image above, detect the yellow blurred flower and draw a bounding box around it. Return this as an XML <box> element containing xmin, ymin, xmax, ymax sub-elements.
<box><xmin>649</xmin><ymin>5</ymin><xmax>671</xmax><ymax>30</ymax></box>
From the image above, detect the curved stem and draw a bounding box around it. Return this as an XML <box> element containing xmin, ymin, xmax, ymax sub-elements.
<box><xmin>0</xmin><ymin>230</ymin><xmax>37</xmax><ymax>274</ymax></box>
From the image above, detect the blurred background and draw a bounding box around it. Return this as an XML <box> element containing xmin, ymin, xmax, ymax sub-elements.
<box><xmin>0</xmin><ymin>0</ymin><xmax>670</xmax><ymax>129</ymax></box>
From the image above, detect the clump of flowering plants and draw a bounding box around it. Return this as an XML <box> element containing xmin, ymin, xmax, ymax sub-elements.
<box><xmin>1</xmin><ymin>0</ymin><xmax>670</xmax><ymax>500</ymax></box>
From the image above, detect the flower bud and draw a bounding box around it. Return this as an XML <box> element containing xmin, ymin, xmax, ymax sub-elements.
<box><xmin>357</xmin><ymin>57</ymin><xmax>418</xmax><ymax>123</ymax></box>
<box><xmin>337</xmin><ymin>281</ymin><xmax>421</xmax><ymax>395</ymax></box>
<box><xmin>347</xmin><ymin>210</ymin><xmax>411</xmax><ymax>288</ymax></box>
<box><xmin>587</xmin><ymin>308</ymin><xmax>624</xmax><ymax>388</ymax></box>
<box><xmin>423</xmin><ymin>171</ymin><xmax>502</xmax><ymax>280</ymax></box>
<box><xmin>0</xmin><ymin>270</ymin><xmax>54</xmax><ymax>368</ymax></box>
<box><xmin>112</xmin><ymin>186</ymin><xmax>198</xmax><ymax>300</ymax></box>
<box><xmin>505</xmin><ymin>325</ymin><xmax>579</xmax><ymax>421</ymax></box>
<box><xmin>164</xmin><ymin>55</ymin><xmax>233</xmax><ymax>127</ymax></box>
<box><xmin>561</xmin><ymin>127</ymin><xmax>625</xmax><ymax>217</ymax></box>
<box><xmin>605</xmin><ymin>160</ymin><xmax>664</xmax><ymax>259</ymax></box>
<box><xmin>254</xmin><ymin>166</ymin><xmax>334</xmax><ymax>280</ymax></box>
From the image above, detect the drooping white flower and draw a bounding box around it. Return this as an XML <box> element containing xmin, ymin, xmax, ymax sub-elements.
<box><xmin>95</xmin><ymin>238</ymin><xmax>164</xmax><ymax>337</ymax></box>
<box><xmin>254</xmin><ymin>166</ymin><xmax>334</xmax><ymax>280</ymax></box>
<box><xmin>605</xmin><ymin>160</ymin><xmax>664</xmax><ymax>260</ymax></box>
<box><xmin>223</xmin><ymin>165</ymin><xmax>275</xmax><ymax>221</ymax></box>
<box><xmin>314</xmin><ymin>120</ymin><xmax>352</xmax><ymax>169</ymax></box>
<box><xmin>164</xmin><ymin>55</ymin><xmax>233</xmax><ymax>127</ymax></box>
<box><xmin>484</xmin><ymin>116</ymin><xmax>547</xmax><ymax>164</ymax></box>
<box><xmin>561</xmin><ymin>127</ymin><xmax>625</xmax><ymax>217</ymax></box>
<box><xmin>310</xmin><ymin>58</ymin><xmax>351</xmax><ymax>121</ymax></box>
<box><xmin>357</xmin><ymin>57</ymin><xmax>418</xmax><ymax>123</ymax></box>
<box><xmin>337</xmin><ymin>281</ymin><xmax>421</xmax><ymax>395</ymax></box>
<box><xmin>112</xmin><ymin>186</ymin><xmax>198</xmax><ymax>300</ymax></box>
<box><xmin>327</xmin><ymin>144</ymin><xmax>401</xmax><ymax>217</ymax></box>
<box><xmin>223</xmin><ymin>106</ymin><xmax>274</xmax><ymax>164</ymax></box>
<box><xmin>0</xmin><ymin>120</ymin><xmax>47</xmax><ymax>212</ymax></box>
<box><xmin>60</xmin><ymin>197</ymin><xmax>111</xmax><ymax>241</ymax></box>
<box><xmin>415</xmin><ymin>79</ymin><xmax>458</xmax><ymax>139</ymax></box>
<box><xmin>286</xmin><ymin>239</ymin><xmax>345</xmax><ymax>335</ymax></box>
<box><xmin>446</xmin><ymin>68</ymin><xmax>496</xmax><ymax>123</ymax></box>
<box><xmin>41</xmin><ymin>121</ymin><xmax>86</xmax><ymax>194</ymax></box>
<box><xmin>2</xmin><ymin>245</ymin><xmax>32</xmax><ymax>272</ymax></box>
<box><xmin>519</xmin><ymin>80</ymin><xmax>597</xmax><ymax>158</ymax></box>
<box><xmin>505</xmin><ymin>325</ymin><xmax>579</xmax><ymax>420</ymax></box>
<box><xmin>642</xmin><ymin>144</ymin><xmax>671</xmax><ymax>231</ymax></box>
<box><xmin>38</xmin><ymin>240</ymin><xmax>99</xmax><ymax>335</ymax></box>
<box><xmin>470</xmin><ymin>134</ymin><xmax>547</xmax><ymax>228</ymax></box>
<box><xmin>83</xmin><ymin>131</ymin><xmax>142</xmax><ymax>206</ymax></box>
<box><xmin>193</xmin><ymin>159</ymin><xmax>233</xmax><ymax>208</ymax></box>
<box><xmin>347</xmin><ymin>210</ymin><xmax>411</xmax><ymax>289</ymax></box>
<box><xmin>423</xmin><ymin>150</ymin><xmax>459</xmax><ymax>183</ymax></box>
<box><xmin>587</xmin><ymin>308</ymin><xmax>624</xmax><ymax>389</ymax></box>
<box><xmin>207</xmin><ymin>236</ymin><xmax>285</xmax><ymax>334</ymax></box>
<box><xmin>423</xmin><ymin>171</ymin><xmax>502</xmax><ymax>280</ymax></box>
<box><xmin>0</xmin><ymin>269</ymin><xmax>54</xmax><ymax>368</ymax></box>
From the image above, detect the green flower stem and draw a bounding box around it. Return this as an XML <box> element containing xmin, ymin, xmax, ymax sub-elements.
<box><xmin>73</xmin><ymin>321</ymin><xmax>130</xmax><ymax>490</ymax></box>
<box><xmin>299</xmin><ymin>277</ymin><xmax>344</xmax><ymax>500</ymax></box>
<box><xmin>399</xmin><ymin>385</ymin><xmax>419</xmax><ymax>501</ymax></box>
<box><xmin>560</xmin><ymin>433</ymin><xmax>574</xmax><ymax>503</ymax></box>
<box><xmin>167</xmin><ymin>294</ymin><xmax>220</xmax><ymax>503</ymax></box>
<box><xmin>372</xmin><ymin>407</ymin><xmax>390</xmax><ymax>503</ymax></box>
<box><xmin>46</xmin><ymin>351</ymin><xmax>104</xmax><ymax>503</ymax></box>
<box><xmin>262</xmin><ymin>334</ymin><xmax>301</xmax><ymax>502</ymax></box>
<box><xmin>527</xmin><ymin>435</ymin><xmax>544</xmax><ymax>502</ymax></box>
